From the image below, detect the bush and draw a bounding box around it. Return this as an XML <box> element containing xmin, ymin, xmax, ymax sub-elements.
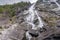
<box><xmin>0</xmin><ymin>2</ymin><xmax>30</xmax><ymax>17</ymax></box>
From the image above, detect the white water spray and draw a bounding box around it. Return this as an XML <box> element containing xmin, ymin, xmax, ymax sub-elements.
<box><xmin>26</xmin><ymin>31</ymin><xmax>32</xmax><ymax>40</ymax></box>
<box><xmin>35</xmin><ymin>10</ymin><xmax>43</xmax><ymax>28</ymax></box>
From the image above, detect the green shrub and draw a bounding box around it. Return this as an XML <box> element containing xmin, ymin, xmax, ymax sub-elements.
<box><xmin>0</xmin><ymin>2</ymin><xmax>30</xmax><ymax>17</ymax></box>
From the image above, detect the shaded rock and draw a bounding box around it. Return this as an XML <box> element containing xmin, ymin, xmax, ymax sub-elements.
<box><xmin>39</xmin><ymin>28</ymin><xmax>47</xmax><ymax>33</ymax></box>
<box><xmin>29</xmin><ymin>29</ymin><xmax>39</xmax><ymax>37</ymax></box>
<box><xmin>33</xmin><ymin>18</ymin><xmax>39</xmax><ymax>25</ymax></box>
<box><xmin>29</xmin><ymin>32</ymin><xmax>39</xmax><ymax>37</ymax></box>
<box><xmin>0</xmin><ymin>23</ymin><xmax>25</xmax><ymax>40</ymax></box>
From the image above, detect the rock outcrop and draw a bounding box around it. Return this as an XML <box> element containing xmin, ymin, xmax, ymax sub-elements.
<box><xmin>0</xmin><ymin>0</ymin><xmax>60</xmax><ymax>40</ymax></box>
<box><xmin>34</xmin><ymin>0</ymin><xmax>60</xmax><ymax>40</ymax></box>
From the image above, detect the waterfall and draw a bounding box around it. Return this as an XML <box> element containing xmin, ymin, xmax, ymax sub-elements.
<box><xmin>50</xmin><ymin>0</ymin><xmax>60</xmax><ymax>11</ymax></box>
<box><xmin>26</xmin><ymin>2</ymin><xmax>43</xmax><ymax>30</ymax></box>
<box><xmin>26</xmin><ymin>31</ymin><xmax>32</xmax><ymax>40</ymax></box>
<box><xmin>55</xmin><ymin>2</ymin><xmax>60</xmax><ymax>7</ymax></box>
<box><xmin>25</xmin><ymin>0</ymin><xmax>44</xmax><ymax>40</ymax></box>
<box><xmin>44</xmin><ymin>0</ymin><xmax>60</xmax><ymax>7</ymax></box>
<box><xmin>50</xmin><ymin>0</ymin><xmax>60</xmax><ymax>7</ymax></box>
<box><xmin>34</xmin><ymin>10</ymin><xmax>43</xmax><ymax>28</ymax></box>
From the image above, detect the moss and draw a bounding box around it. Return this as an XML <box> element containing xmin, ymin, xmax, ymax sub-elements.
<box><xmin>43</xmin><ymin>16</ymin><xmax>58</xmax><ymax>27</ymax></box>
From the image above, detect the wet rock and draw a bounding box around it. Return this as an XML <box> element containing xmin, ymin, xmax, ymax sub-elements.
<box><xmin>39</xmin><ymin>28</ymin><xmax>47</xmax><ymax>33</ymax></box>
<box><xmin>29</xmin><ymin>32</ymin><xmax>39</xmax><ymax>37</ymax></box>
<box><xmin>33</xmin><ymin>19</ymin><xmax>39</xmax><ymax>25</ymax></box>
<box><xmin>29</xmin><ymin>29</ymin><xmax>39</xmax><ymax>37</ymax></box>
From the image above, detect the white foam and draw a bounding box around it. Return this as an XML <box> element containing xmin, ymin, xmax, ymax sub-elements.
<box><xmin>29</xmin><ymin>0</ymin><xmax>38</xmax><ymax>3</ymax></box>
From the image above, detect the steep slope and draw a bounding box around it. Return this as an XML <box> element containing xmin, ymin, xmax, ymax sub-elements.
<box><xmin>0</xmin><ymin>2</ymin><xmax>31</xmax><ymax>40</ymax></box>
<box><xmin>34</xmin><ymin>0</ymin><xmax>60</xmax><ymax>40</ymax></box>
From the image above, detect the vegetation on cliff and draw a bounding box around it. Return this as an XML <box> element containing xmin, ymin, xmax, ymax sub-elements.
<box><xmin>0</xmin><ymin>2</ymin><xmax>30</xmax><ymax>17</ymax></box>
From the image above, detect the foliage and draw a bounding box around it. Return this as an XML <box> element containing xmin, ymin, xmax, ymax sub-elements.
<box><xmin>0</xmin><ymin>2</ymin><xmax>30</xmax><ymax>17</ymax></box>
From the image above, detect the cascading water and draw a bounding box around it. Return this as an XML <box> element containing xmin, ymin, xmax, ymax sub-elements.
<box><xmin>54</xmin><ymin>0</ymin><xmax>60</xmax><ymax>11</ymax></box>
<box><xmin>26</xmin><ymin>0</ymin><xmax>43</xmax><ymax>31</ymax></box>
<box><xmin>50</xmin><ymin>0</ymin><xmax>60</xmax><ymax>11</ymax></box>
<box><xmin>25</xmin><ymin>0</ymin><xmax>44</xmax><ymax>40</ymax></box>
<box><xmin>25</xmin><ymin>0</ymin><xmax>60</xmax><ymax>40</ymax></box>
<box><xmin>50</xmin><ymin>0</ymin><xmax>59</xmax><ymax>6</ymax></box>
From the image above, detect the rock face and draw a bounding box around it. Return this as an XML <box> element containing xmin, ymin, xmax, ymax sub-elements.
<box><xmin>15</xmin><ymin>0</ymin><xmax>60</xmax><ymax>40</ymax></box>
<box><xmin>34</xmin><ymin>0</ymin><xmax>60</xmax><ymax>40</ymax></box>
<box><xmin>0</xmin><ymin>0</ymin><xmax>60</xmax><ymax>40</ymax></box>
<box><xmin>35</xmin><ymin>0</ymin><xmax>60</xmax><ymax>27</ymax></box>
<box><xmin>0</xmin><ymin>23</ymin><xmax>25</xmax><ymax>40</ymax></box>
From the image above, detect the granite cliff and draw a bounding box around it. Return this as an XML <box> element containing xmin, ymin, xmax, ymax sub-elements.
<box><xmin>0</xmin><ymin>0</ymin><xmax>60</xmax><ymax>40</ymax></box>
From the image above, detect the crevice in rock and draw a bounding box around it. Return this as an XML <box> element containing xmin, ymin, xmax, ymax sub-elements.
<box><xmin>57</xmin><ymin>25</ymin><xmax>60</xmax><ymax>28</ymax></box>
<box><xmin>29</xmin><ymin>32</ymin><xmax>39</xmax><ymax>37</ymax></box>
<box><xmin>39</xmin><ymin>28</ymin><xmax>47</xmax><ymax>33</ymax></box>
